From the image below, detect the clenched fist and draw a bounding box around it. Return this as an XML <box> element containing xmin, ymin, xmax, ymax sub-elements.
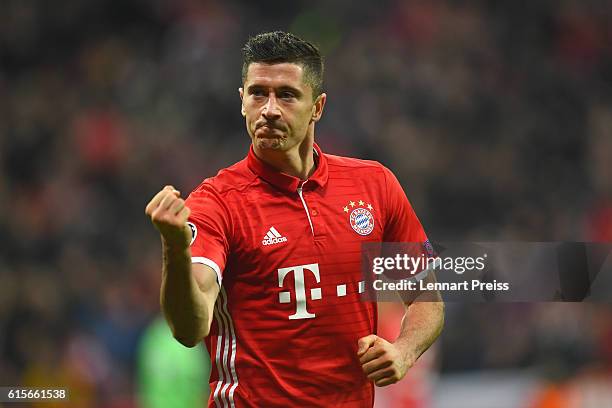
<box><xmin>357</xmin><ymin>335</ymin><xmax>414</xmax><ymax>387</ymax></box>
<box><xmin>145</xmin><ymin>185</ymin><xmax>192</xmax><ymax>248</ymax></box>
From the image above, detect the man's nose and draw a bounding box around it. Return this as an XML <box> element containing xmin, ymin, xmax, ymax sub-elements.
<box><xmin>262</xmin><ymin>94</ymin><xmax>281</xmax><ymax>120</ymax></box>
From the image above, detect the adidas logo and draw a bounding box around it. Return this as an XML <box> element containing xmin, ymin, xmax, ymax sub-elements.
<box><xmin>262</xmin><ymin>226</ymin><xmax>288</xmax><ymax>246</ymax></box>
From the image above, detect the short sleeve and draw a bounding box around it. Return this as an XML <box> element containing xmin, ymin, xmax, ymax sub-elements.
<box><xmin>382</xmin><ymin>166</ymin><xmax>428</xmax><ymax>243</ymax></box>
<box><xmin>382</xmin><ymin>166</ymin><xmax>433</xmax><ymax>280</ymax></box>
<box><xmin>185</xmin><ymin>183</ymin><xmax>231</xmax><ymax>286</ymax></box>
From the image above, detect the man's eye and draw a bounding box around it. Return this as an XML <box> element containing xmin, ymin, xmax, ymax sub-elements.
<box><xmin>280</xmin><ymin>92</ymin><xmax>295</xmax><ymax>99</ymax></box>
<box><xmin>252</xmin><ymin>90</ymin><xmax>265</xmax><ymax>97</ymax></box>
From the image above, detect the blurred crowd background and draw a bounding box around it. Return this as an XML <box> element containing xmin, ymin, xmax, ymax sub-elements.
<box><xmin>1</xmin><ymin>0</ymin><xmax>611</xmax><ymax>407</ymax></box>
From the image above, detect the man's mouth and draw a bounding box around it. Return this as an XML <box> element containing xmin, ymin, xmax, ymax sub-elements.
<box><xmin>256</xmin><ymin>123</ymin><xmax>284</xmax><ymax>136</ymax></box>
<box><xmin>257</xmin><ymin>121</ymin><xmax>284</xmax><ymax>130</ymax></box>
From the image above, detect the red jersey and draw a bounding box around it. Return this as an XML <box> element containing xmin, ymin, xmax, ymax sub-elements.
<box><xmin>186</xmin><ymin>143</ymin><xmax>428</xmax><ymax>408</ymax></box>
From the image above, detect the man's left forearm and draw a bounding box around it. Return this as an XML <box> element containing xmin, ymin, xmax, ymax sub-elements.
<box><xmin>358</xmin><ymin>287</ymin><xmax>444</xmax><ymax>387</ymax></box>
<box><xmin>395</xmin><ymin>291</ymin><xmax>445</xmax><ymax>365</ymax></box>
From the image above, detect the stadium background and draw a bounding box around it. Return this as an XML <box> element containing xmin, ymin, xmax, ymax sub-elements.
<box><xmin>1</xmin><ymin>0</ymin><xmax>611</xmax><ymax>406</ymax></box>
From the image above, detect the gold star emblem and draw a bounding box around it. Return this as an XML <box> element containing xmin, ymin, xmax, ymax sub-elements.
<box><xmin>343</xmin><ymin>206</ymin><xmax>349</xmax><ymax>213</ymax></box>
<box><xmin>358</xmin><ymin>200</ymin><xmax>364</xmax><ymax>206</ymax></box>
<box><xmin>349</xmin><ymin>201</ymin><xmax>355</xmax><ymax>207</ymax></box>
<box><xmin>367</xmin><ymin>203</ymin><xmax>373</xmax><ymax>210</ymax></box>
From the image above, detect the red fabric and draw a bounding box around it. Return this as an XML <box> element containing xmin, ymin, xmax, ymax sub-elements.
<box><xmin>185</xmin><ymin>143</ymin><xmax>428</xmax><ymax>407</ymax></box>
<box><xmin>587</xmin><ymin>202</ymin><xmax>612</xmax><ymax>242</ymax></box>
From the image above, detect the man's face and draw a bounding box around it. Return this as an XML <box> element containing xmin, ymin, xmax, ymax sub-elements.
<box><xmin>240</xmin><ymin>62</ymin><xmax>325</xmax><ymax>152</ymax></box>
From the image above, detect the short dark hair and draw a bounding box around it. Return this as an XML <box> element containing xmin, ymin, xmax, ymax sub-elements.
<box><xmin>242</xmin><ymin>31</ymin><xmax>324</xmax><ymax>98</ymax></box>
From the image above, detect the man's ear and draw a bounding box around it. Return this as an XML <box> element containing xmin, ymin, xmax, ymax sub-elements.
<box><xmin>311</xmin><ymin>93</ymin><xmax>327</xmax><ymax>122</ymax></box>
<box><xmin>239</xmin><ymin>87</ymin><xmax>245</xmax><ymax>116</ymax></box>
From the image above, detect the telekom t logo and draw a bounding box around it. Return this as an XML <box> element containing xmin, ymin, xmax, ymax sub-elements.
<box><xmin>277</xmin><ymin>263</ymin><xmax>321</xmax><ymax>320</ymax></box>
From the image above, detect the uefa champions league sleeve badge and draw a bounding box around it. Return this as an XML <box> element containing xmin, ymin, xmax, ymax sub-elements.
<box><xmin>187</xmin><ymin>222</ymin><xmax>198</xmax><ymax>245</ymax></box>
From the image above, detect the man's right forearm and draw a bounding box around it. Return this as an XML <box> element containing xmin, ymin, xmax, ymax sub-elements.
<box><xmin>160</xmin><ymin>238</ymin><xmax>213</xmax><ymax>347</ymax></box>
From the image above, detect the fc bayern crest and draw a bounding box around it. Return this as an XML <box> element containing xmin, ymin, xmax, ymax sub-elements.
<box><xmin>350</xmin><ymin>207</ymin><xmax>375</xmax><ymax>236</ymax></box>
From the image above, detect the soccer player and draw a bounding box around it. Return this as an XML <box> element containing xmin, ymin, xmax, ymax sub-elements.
<box><xmin>145</xmin><ymin>31</ymin><xmax>444</xmax><ymax>407</ymax></box>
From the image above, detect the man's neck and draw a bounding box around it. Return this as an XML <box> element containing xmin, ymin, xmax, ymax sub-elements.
<box><xmin>254</xmin><ymin>138</ymin><xmax>316</xmax><ymax>181</ymax></box>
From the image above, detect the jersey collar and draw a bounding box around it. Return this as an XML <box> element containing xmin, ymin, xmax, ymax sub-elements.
<box><xmin>247</xmin><ymin>142</ymin><xmax>329</xmax><ymax>193</ymax></box>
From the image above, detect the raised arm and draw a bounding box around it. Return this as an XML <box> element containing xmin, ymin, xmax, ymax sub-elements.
<box><xmin>145</xmin><ymin>185</ymin><xmax>220</xmax><ymax>347</ymax></box>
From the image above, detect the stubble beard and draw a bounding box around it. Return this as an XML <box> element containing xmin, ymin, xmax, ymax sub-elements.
<box><xmin>256</xmin><ymin>137</ymin><xmax>285</xmax><ymax>150</ymax></box>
